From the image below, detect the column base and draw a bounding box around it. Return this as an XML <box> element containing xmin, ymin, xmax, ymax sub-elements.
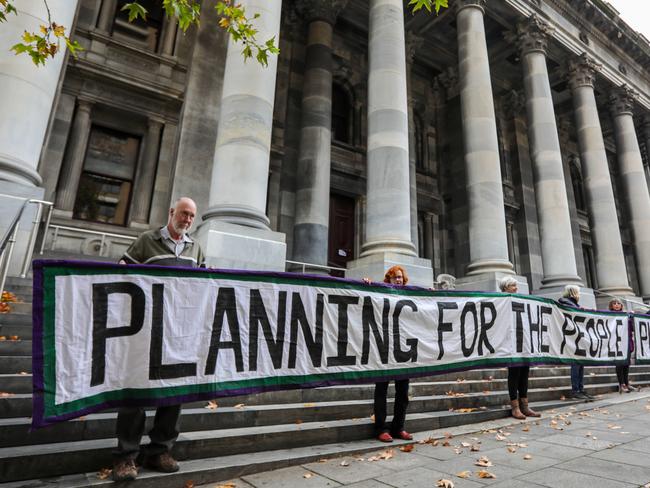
<box><xmin>196</xmin><ymin>219</ymin><xmax>286</xmax><ymax>272</ymax></box>
<box><xmin>540</xmin><ymin>274</ymin><xmax>583</xmax><ymax>288</ymax></box>
<box><xmin>465</xmin><ymin>259</ymin><xmax>514</xmax><ymax>276</ymax></box>
<box><xmin>533</xmin><ymin>286</ymin><xmax>596</xmax><ymax>310</ymax></box>
<box><xmin>455</xmin><ymin>272</ymin><xmax>529</xmax><ymax>294</ymax></box>
<box><xmin>345</xmin><ymin>252</ymin><xmax>433</xmax><ymax>287</ymax></box>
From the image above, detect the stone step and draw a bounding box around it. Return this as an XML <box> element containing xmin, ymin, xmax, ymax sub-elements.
<box><xmin>0</xmin><ymin>324</ymin><xmax>32</xmax><ymax>340</ymax></box>
<box><xmin>0</xmin><ymin>340</ymin><xmax>31</xmax><ymax>355</ymax></box>
<box><xmin>0</xmin><ymin>397</ymin><xmax>573</xmax><ymax>483</ymax></box>
<box><xmin>0</xmin><ymin>356</ymin><xmax>31</xmax><ymax>374</ymax></box>
<box><xmin>0</xmin><ymin>303</ymin><xmax>31</xmax><ymax>315</ymax></box>
<box><xmin>1</xmin><ymin>378</ymin><xmax>644</xmax><ymax>447</ymax></box>
<box><xmin>0</xmin><ymin>313</ymin><xmax>31</xmax><ymax>326</ymax></box>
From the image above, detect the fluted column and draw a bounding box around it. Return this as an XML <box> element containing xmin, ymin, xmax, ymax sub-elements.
<box><xmin>406</xmin><ymin>32</ymin><xmax>424</xmax><ymax>255</ymax></box>
<box><xmin>55</xmin><ymin>99</ymin><xmax>94</xmax><ymax>212</ymax></box>
<box><xmin>569</xmin><ymin>54</ymin><xmax>632</xmax><ymax>296</ymax></box>
<box><xmin>610</xmin><ymin>86</ymin><xmax>650</xmax><ymax>297</ymax></box>
<box><xmin>361</xmin><ymin>0</ymin><xmax>415</xmax><ymax>257</ymax></box>
<box><xmin>197</xmin><ymin>0</ymin><xmax>286</xmax><ymax>271</ymax></box>
<box><xmin>130</xmin><ymin>118</ymin><xmax>164</xmax><ymax>225</ymax></box>
<box><xmin>0</xmin><ymin>0</ymin><xmax>79</xmax><ymax>186</ymax></box>
<box><xmin>203</xmin><ymin>0</ymin><xmax>282</xmax><ymax>229</ymax></box>
<box><xmin>456</xmin><ymin>0</ymin><xmax>513</xmax><ymax>275</ymax></box>
<box><xmin>292</xmin><ymin>0</ymin><xmax>347</xmax><ymax>269</ymax></box>
<box><xmin>96</xmin><ymin>0</ymin><xmax>117</xmax><ymax>33</ymax></box>
<box><xmin>515</xmin><ymin>15</ymin><xmax>581</xmax><ymax>287</ymax></box>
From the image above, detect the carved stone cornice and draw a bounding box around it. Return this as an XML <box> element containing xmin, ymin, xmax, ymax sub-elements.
<box><xmin>514</xmin><ymin>14</ymin><xmax>554</xmax><ymax>56</ymax></box>
<box><xmin>567</xmin><ymin>53</ymin><xmax>602</xmax><ymax>91</ymax></box>
<box><xmin>405</xmin><ymin>32</ymin><xmax>424</xmax><ymax>66</ymax></box>
<box><xmin>502</xmin><ymin>90</ymin><xmax>526</xmax><ymax>119</ymax></box>
<box><xmin>610</xmin><ymin>84</ymin><xmax>638</xmax><ymax>117</ymax></box>
<box><xmin>296</xmin><ymin>0</ymin><xmax>349</xmax><ymax>25</ymax></box>
<box><xmin>455</xmin><ymin>0</ymin><xmax>486</xmax><ymax>15</ymax></box>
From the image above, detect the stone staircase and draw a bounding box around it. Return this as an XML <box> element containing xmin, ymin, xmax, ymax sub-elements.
<box><xmin>2</xmin><ymin>275</ymin><xmax>650</xmax><ymax>486</ymax></box>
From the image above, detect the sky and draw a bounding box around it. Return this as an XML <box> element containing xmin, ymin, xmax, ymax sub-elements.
<box><xmin>605</xmin><ymin>0</ymin><xmax>650</xmax><ymax>40</ymax></box>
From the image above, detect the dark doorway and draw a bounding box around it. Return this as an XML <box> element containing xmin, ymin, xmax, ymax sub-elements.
<box><xmin>328</xmin><ymin>194</ymin><xmax>356</xmax><ymax>277</ymax></box>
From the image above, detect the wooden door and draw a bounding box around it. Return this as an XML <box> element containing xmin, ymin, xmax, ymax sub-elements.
<box><xmin>328</xmin><ymin>194</ymin><xmax>356</xmax><ymax>277</ymax></box>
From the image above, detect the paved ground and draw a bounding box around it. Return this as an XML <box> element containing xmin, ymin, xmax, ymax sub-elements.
<box><xmin>201</xmin><ymin>391</ymin><xmax>650</xmax><ymax>488</ymax></box>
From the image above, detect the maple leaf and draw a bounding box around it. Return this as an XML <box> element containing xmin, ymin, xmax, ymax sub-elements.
<box><xmin>507</xmin><ymin>446</ymin><xmax>517</xmax><ymax>453</ymax></box>
<box><xmin>523</xmin><ymin>454</ymin><xmax>532</xmax><ymax>460</ymax></box>
<box><xmin>233</xmin><ymin>403</ymin><xmax>245</xmax><ymax>409</ymax></box>
<box><xmin>475</xmin><ymin>456</ymin><xmax>493</xmax><ymax>467</ymax></box>
<box><xmin>96</xmin><ymin>468</ymin><xmax>112</xmax><ymax>480</ymax></box>
<box><xmin>436</xmin><ymin>479</ymin><xmax>455</xmax><ymax>488</ymax></box>
<box><xmin>470</xmin><ymin>444</ymin><xmax>481</xmax><ymax>452</ymax></box>
<box><xmin>400</xmin><ymin>444</ymin><xmax>414</xmax><ymax>453</ymax></box>
<box><xmin>522</xmin><ymin>425</ymin><xmax>530</xmax><ymax>432</ymax></box>
<box><xmin>303</xmin><ymin>473</ymin><xmax>314</xmax><ymax>479</ymax></box>
<box><xmin>456</xmin><ymin>470</ymin><xmax>471</xmax><ymax>478</ymax></box>
<box><xmin>183</xmin><ymin>481</ymin><xmax>194</xmax><ymax>488</ymax></box>
<box><xmin>204</xmin><ymin>400</ymin><xmax>218</xmax><ymax>410</ymax></box>
<box><xmin>340</xmin><ymin>460</ymin><xmax>350</xmax><ymax>466</ymax></box>
<box><xmin>295</xmin><ymin>419</ymin><xmax>303</xmax><ymax>424</ymax></box>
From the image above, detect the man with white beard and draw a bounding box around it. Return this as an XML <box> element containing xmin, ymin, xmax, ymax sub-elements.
<box><xmin>113</xmin><ymin>197</ymin><xmax>205</xmax><ymax>481</ymax></box>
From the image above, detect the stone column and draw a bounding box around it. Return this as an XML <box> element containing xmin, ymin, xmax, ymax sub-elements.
<box><xmin>159</xmin><ymin>16</ymin><xmax>178</xmax><ymax>56</ymax></box>
<box><xmin>197</xmin><ymin>0</ymin><xmax>286</xmax><ymax>271</ymax></box>
<box><xmin>292</xmin><ymin>0</ymin><xmax>347</xmax><ymax>271</ymax></box>
<box><xmin>130</xmin><ymin>118</ymin><xmax>164</xmax><ymax>225</ymax></box>
<box><xmin>406</xmin><ymin>32</ymin><xmax>424</xmax><ymax>255</ymax></box>
<box><xmin>346</xmin><ymin>0</ymin><xmax>433</xmax><ymax>286</ymax></box>
<box><xmin>456</xmin><ymin>0</ymin><xmax>513</xmax><ymax>277</ymax></box>
<box><xmin>610</xmin><ymin>85</ymin><xmax>650</xmax><ymax>298</ymax></box>
<box><xmin>515</xmin><ymin>15</ymin><xmax>583</xmax><ymax>291</ymax></box>
<box><xmin>568</xmin><ymin>54</ymin><xmax>633</xmax><ymax>299</ymax></box>
<box><xmin>54</xmin><ymin>99</ymin><xmax>94</xmax><ymax>214</ymax></box>
<box><xmin>96</xmin><ymin>0</ymin><xmax>117</xmax><ymax>33</ymax></box>
<box><xmin>0</xmin><ymin>0</ymin><xmax>79</xmax><ymax>187</ymax></box>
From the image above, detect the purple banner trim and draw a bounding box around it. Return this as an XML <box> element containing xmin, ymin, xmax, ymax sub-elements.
<box><xmin>31</xmin><ymin>261</ymin><xmax>45</xmax><ymax>433</ymax></box>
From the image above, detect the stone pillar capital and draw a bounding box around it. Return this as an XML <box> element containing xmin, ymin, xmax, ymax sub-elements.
<box><xmin>455</xmin><ymin>0</ymin><xmax>486</xmax><ymax>15</ymax></box>
<box><xmin>147</xmin><ymin>116</ymin><xmax>165</xmax><ymax>128</ymax></box>
<box><xmin>514</xmin><ymin>14</ymin><xmax>554</xmax><ymax>56</ymax></box>
<box><xmin>76</xmin><ymin>98</ymin><xmax>95</xmax><ymax>113</ymax></box>
<box><xmin>296</xmin><ymin>0</ymin><xmax>349</xmax><ymax>24</ymax></box>
<box><xmin>610</xmin><ymin>84</ymin><xmax>638</xmax><ymax>117</ymax></box>
<box><xmin>405</xmin><ymin>31</ymin><xmax>424</xmax><ymax>66</ymax></box>
<box><xmin>568</xmin><ymin>53</ymin><xmax>602</xmax><ymax>90</ymax></box>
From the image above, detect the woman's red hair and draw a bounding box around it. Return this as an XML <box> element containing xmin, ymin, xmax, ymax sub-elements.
<box><xmin>384</xmin><ymin>265</ymin><xmax>408</xmax><ymax>284</ymax></box>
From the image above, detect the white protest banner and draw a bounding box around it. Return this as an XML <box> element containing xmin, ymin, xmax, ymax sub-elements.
<box><xmin>32</xmin><ymin>260</ymin><xmax>630</xmax><ymax>428</ymax></box>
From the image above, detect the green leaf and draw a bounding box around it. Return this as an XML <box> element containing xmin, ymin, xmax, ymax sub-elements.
<box><xmin>120</xmin><ymin>2</ymin><xmax>148</xmax><ymax>22</ymax></box>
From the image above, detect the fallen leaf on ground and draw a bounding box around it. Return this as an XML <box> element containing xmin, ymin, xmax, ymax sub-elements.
<box><xmin>303</xmin><ymin>473</ymin><xmax>314</xmax><ymax>479</ymax></box>
<box><xmin>456</xmin><ymin>408</ymin><xmax>477</xmax><ymax>413</ymax></box>
<box><xmin>370</xmin><ymin>414</ymin><xmax>375</xmax><ymax>422</ymax></box>
<box><xmin>444</xmin><ymin>432</ymin><xmax>453</xmax><ymax>439</ymax></box>
<box><xmin>560</xmin><ymin>395</ymin><xmax>566</xmax><ymax>400</ymax></box>
<box><xmin>8</xmin><ymin>335</ymin><xmax>19</xmax><ymax>340</ymax></box>
<box><xmin>477</xmin><ymin>470</ymin><xmax>497</xmax><ymax>479</ymax></box>
<box><xmin>0</xmin><ymin>392</ymin><xmax>14</xmax><ymax>397</ymax></box>
<box><xmin>608</xmin><ymin>424</ymin><xmax>622</xmax><ymax>430</ymax></box>
<box><xmin>96</xmin><ymin>468</ymin><xmax>111</xmax><ymax>480</ymax></box>
<box><xmin>522</xmin><ymin>425</ymin><xmax>530</xmax><ymax>432</ymax></box>
<box><xmin>216</xmin><ymin>484</ymin><xmax>236</xmax><ymax>488</ymax></box>
<box><xmin>456</xmin><ymin>471</ymin><xmax>471</xmax><ymax>478</ymax></box>
<box><xmin>442</xmin><ymin>440</ymin><xmax>451</xmax><ymax>446</ymax></box>
<box><xmin>303</xmin><ymin>403</ymin><xmax>316</xmax><ymax>407</ymax></box>
<box><xmin>475</xmin><ymin>456</ymin><xmax>493</xmax><ymax>467</ymax></box>
<box><xmin>495</xmin><ymin>434</ymin><xmax>507</xmax><ymax>441</ymax></box>
<box><xmin>399</xmin><ymin>444</ymin><xmax>414</xmax><ymax>453</ymax></box>
<box><xmin>471</xmin><ymin>444</ymin><xmax>481</xmax><ymax>452</ymax></box>
<box><xmin>453</xmin><ymin>447</ymin><xmax>463</xmax><ymax>455</ymax></box>
<box><xmin>19</xmin><ymin>371</ymin><xmax>28</xmax><ymax>375</ymax></box>
<box><xmin>507</xmin><ymin>446</ymin><xmax>517</xmax><ymax>453</ymax></box>
<box><xmin>436</xmin><ymin>479</ymin><xmax>455</xmax><ymax>488</ymax></box>
<box><xmin>340</xmin><ymin>460</ymin><xmax>350</xmax><ymax>467</ymax></box>
<box><xmin>204</xmin><ymin>400</ymin><xmax>218</xmax><ymax>410</ymax></box>
<box><xmin>461</xmin><ymin>442</ymin><xmax>472</xmax><ymax>448</ymax></box>
<box><xmin>183</xmin><ymin>481</ymin><xmax>194</xmax><ymax>488</ymax></box>
<box><xmin>523</xmin><ymin>454</ymin><xmax>532</xmax><ymax>460</ymax></box>
<box><xmin>233</xmin><ymin>403</ymin><xmax>245</xmax><ymax>409</ymax></box>
<box><xmin>295</xmin><ymin>419</ymin><xmax>303</xmax><ymax>424</ymax></box>
<box><xmin>0</xmin><ymin>336</ymin><xmax>5</xmax><ymax>341</ymax></box>
<box><xmin>456</xmin><ymin>377</ymin><xmax>465</xmax><ymax>383</ymax></box>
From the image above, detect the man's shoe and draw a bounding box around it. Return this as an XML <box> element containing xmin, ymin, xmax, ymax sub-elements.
<box><xmin>581</xmin><ymin>391</ymin><xmax>595</xmax><ymax>402</ymax></box>
<box><xmin>377</xmin><ymin>432</ymin><xmax>393</xmax><ymax>442</ymax></box>
<box><xmin>112</xmin><ymin>458</ymin><xmax>138</xmax><ymax>481</ymax></box>
<box><xmin>144</xmin><ymin>452</ymin><xmax>179</xmax><ymax>473</ymax></box>
<box><xmin>392</xmin><ymin>430</ymin><xmax>413</xmax><ymax>441</ymax></box>
<box><xmin>627</xmin><ymin>384</ymin><xmax>638</xmax><ymax>392</ymax></box>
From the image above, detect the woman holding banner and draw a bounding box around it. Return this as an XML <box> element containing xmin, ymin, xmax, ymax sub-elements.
<box><xmin>610</xmin><ymin>298</ymin><xmax>637</xmax><ymax>393</ymax></box>
<box><xmin>364</xmin><ymin>266</ymin><xmax>413</xmax><ymax>442</ymax></box>
<box><xmin>499</xmin><ymin>277</ymin><xmax>540</xmax><ymax>419</ymax></box>
<box><xmin>559</xmin><ymin>285</ymin><xmax>594</xmax><ymax>402</ymax></box>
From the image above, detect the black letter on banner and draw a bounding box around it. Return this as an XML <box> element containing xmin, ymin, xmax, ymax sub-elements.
<box><xmin>539</xmin><ymin>306</ymin><xmax>551</xmax><ymax>353</ymax></box>
<box><xmin>288</xmin><ymin>293</ymin><xmax>323</xmax><ymax>368</ymax></box>
<box><xmin>512</xmin><ymin>302</ymin><xmax>526</xmax><ymax>353</ymax></box>
<box><xmin>560</xmin><ymin>314</ymin><xmax>576</xmax><ymax>354</ymax></box>
<box><xmin>595</xmin><ymin>319</ymin><xmax>609</xmax><ymax>358</ymax></box>
<box><xmin>437</xmin><ymin>302</ymin><xmax>457</xmax><ymax>360</ymax></box>
<box><xmin>393</xmin><ymin>300</ymin><xmax>418</xmax><ymax>362</ymax></box>
<box><xmin>639</xmin><ymin>321</ymin><xmax>649</xmax><ymax>357</ymax></box>
<box><xmin>248</xmin><ymin>290</ymin><xmax>286</xmax><ymax>371</ymax></box>
<box><xmin>478</xmin><ymin>302</ymin><xmax>496</xmax><ymax>355</ymax></box>
<box><xmin>460</xmin><ymin>303</ymin><xmax>478</xmax><ymax>357</ymax></box>
<box><xmin>91</xmin><ymin>282</ymin><xmax>145</xmax><ymax>387</ymax></box>
<box><xmin>149</xmin><ymin>284</ymin><xmax>197</xmax><ymax>380</ymax></box>
<box><xmin>361</xmin><ymin>298</ymin><xmax>390</xmax><ymax>365</ymax></box>
<box><xmin>527</xmin><ymin>304</ymin><xmax>540</xmax><ymax>353</ymax></box>
<box><xmin>205</xmin><ymin>288</ymin><xmax>244</xmax><ymax>374</ymax></box>
<box><xmin>573</xmin><ymin>316</ymin><xmax>587</xmax><ymax>357</ymax></box>
<box><xmin>327</xmin><ymin>295</ymin><xmax>358</xmax><ymax>367</ymax></box>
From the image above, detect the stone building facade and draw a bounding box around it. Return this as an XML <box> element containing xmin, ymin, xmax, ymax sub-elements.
<box><xmin>2</xmin><ymin>0</ymin><xmax>650</xmax><ymax>307</ymax></box>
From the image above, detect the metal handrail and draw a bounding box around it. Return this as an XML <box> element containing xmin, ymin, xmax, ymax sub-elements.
<box><xmin>285</xmin><ymin>260</ymin><xmax>347</xmax><ymax>274</ymax></box>
<box><xmin>0</xmin><ymin>197</ymin><xmax>53</xmax><ymax>292</ymax></box>
<box><xmin>45</xmin><ymin>224</ymin><xmax>137</xmax><ymax>258</ymax></box>
<box><xmin>593</xmin><ymin>289</ymin><xmax>650</xmax><ymax>311</ymax></box>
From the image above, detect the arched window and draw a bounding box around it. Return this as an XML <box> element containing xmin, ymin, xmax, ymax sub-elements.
<box><xmin>332</xmin><ymin>83</ymin><xmax>353</xmax><ymax>144</ymax></box>
<box><xmin>570</xmin><ymin>158</ymin><xmax>587</xmax><ymax>212</ymax></box>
